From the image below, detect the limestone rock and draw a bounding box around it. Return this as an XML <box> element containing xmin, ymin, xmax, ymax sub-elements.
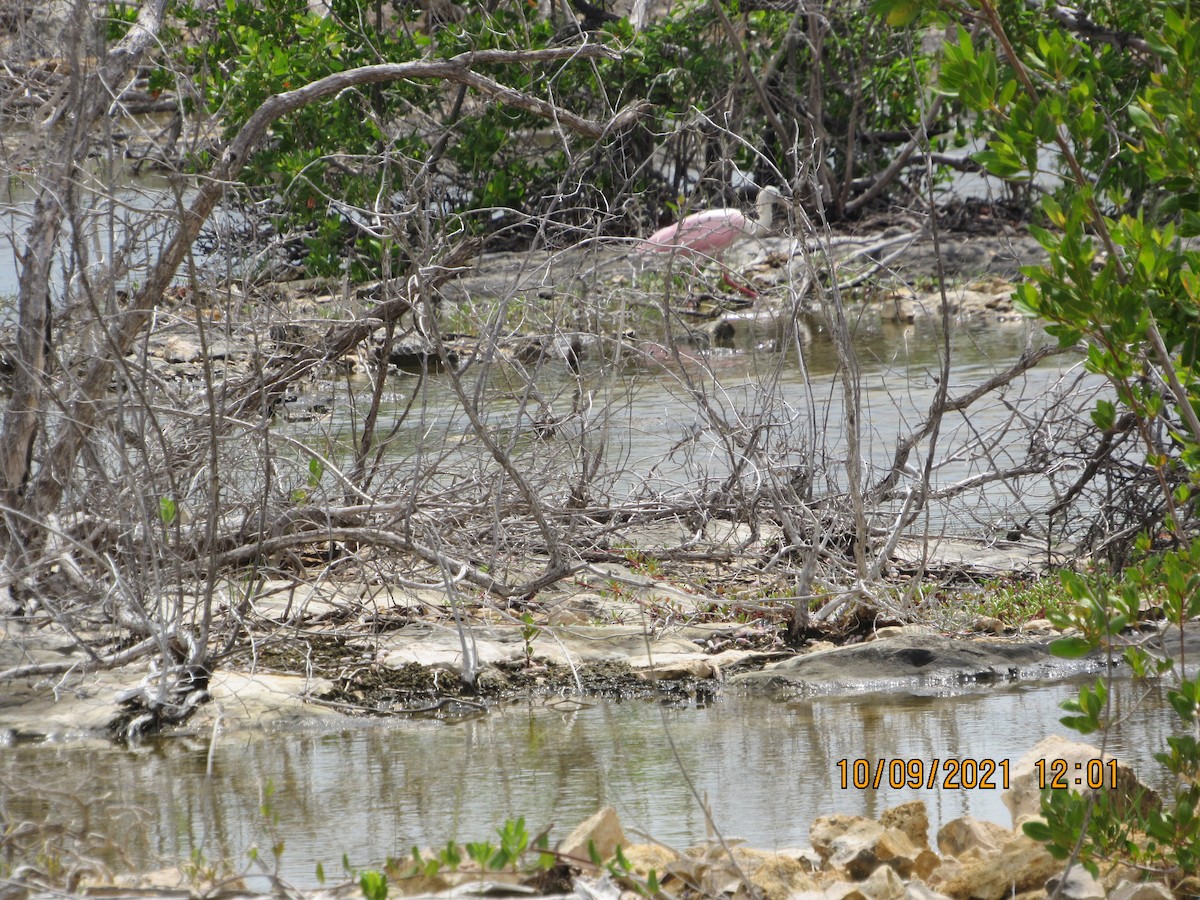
<box><xmin>162</xmin><ymin>335</ymin><xmax>202</xmax><ymax>363</ymax></box>
<box><xmin>728</xmin><ymin>848</ymin><xmax>816</xmax><ymax>900</ymax></box>
<box><xmin>616</xmin><ymin>843</ymin><xmax>675</xmax><ymax>879</ymax></box>
<box><xmin>110</xmin><ymin>865</ymin><xmax>248</xmax><ymax>893</ymax></box>
<box><xmin>875</xmin><ymin>828</ymin><xmax>940</xmax><ymax>879</ymax></box>
<box><xmin>1108</xmin><ymin>883</ymin><xmax>1174</xmax><ymax>900</ymax></box>
<box><xmin>732</xmin><ymin>633</ymin><xmax>1085</xmax><ymax>696</ymax></box>
<box><xmin>932</xmin><ymin>833</ymin><xmax>1060</xmax><ymax>900</ymax></box>
<box><xmin>1046</xmin><ymin>866</ymin><xmax>1105</xmax><ymax>899</ymax></box>
<box><xmin>810</xmin><ymin>814</ymin><xmax>884</xmax><ymax>879</ymax></box>
<box><xmin>635</xmin><ymin>658</ymin><xmax>721</xmax><ymax>681</ymax></box>
<box><xmin>904</xmin><ymin>884</ymin><xmax>956</xmax><ymax>900</ymax></box>
<box><xmin>858</xmin><ymin>863</ymin><xmax>906</xmax><ymax>900</ymax></box>
<box><xmin>559</xmin><ymin>807</ymin><xmax>627</xmax><ymax>865</ymax></box>
<box><xmin>822</xmin><ymin>882</ymin><xmax>871</xmax><ymax>900</ymax></box>
<box><xmin>1003</xmin><ymin>735</ymin><xmax>1159</xmax><ymax>827</ymax></box>
<box><xmin>880</xmin><ymin>800</ymin><xmax>930</xmax><ymax>849</ymax></box>
<box><xmin>1023</xmin><ymin>618</ymin><xmax>1056</xmax><ymax>634</ymax></box>
<box><xmin>936</xmin><ymin>816</ymin><xmax>1011</xmax><ymax>859</ymax></box>
<box><xmin>809</xmin><ymin>814</ymin><xmax>935</xmax><ymax>882</ymax></box>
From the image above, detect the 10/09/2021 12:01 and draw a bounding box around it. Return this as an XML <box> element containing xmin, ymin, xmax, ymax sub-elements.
<box><xmin>836</xmin><ymin>757</ymin><xmax>1122</xmax><ymax>791</ymax></box>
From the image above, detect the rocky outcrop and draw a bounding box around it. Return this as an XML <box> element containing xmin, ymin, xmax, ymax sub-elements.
<box><xmin>729</xmin><ymin>632</ymin><xmax>1103</xmax><ymax>697</ymax></box>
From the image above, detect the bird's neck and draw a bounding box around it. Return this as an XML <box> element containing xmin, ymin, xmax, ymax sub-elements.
<box><xmin>752</xmin><ymin>196</ymin><xmax>776</xmax><ymax>234</ymax></box>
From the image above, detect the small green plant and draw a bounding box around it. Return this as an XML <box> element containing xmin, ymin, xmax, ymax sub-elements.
<box><xmin>597</xmin><ymin>843</ymin><xmax>661</xmax><ymax>898</ymax></box>
<box><xmin>519</xmin><ymin>613</ymin><xmax>541</xmax><ymax>668</ymax></box>
<box><xmin>290</xmin><ymin>456</ymin><xmax>325</xmax><ymax>504</ymax></box>
<box><xmin>158</xmin><ymin>496</ymin><xmax>177</xmax><ymax>525</ymax></box>
<box><xmin>359</xmin><ymin>869</ymin><xmax>387</xmax><ymax>900</ymax></box>
<box><xmin>623</xmin><ymin>546</ymin><xmax>664</xmax><ymax>578</ymax></box>
<box><xmin>182</xmin><ymin>847</ymin><xmax>222</xmax><ymax>889</ymax></box>
<box><xmin>966</xmin><ymin>575</ymin><xmax>1076</xmax><ymax>627</ymax></box>
<box><xmin>406</xmin><ymin>818</ymin><xmax>553</xmax><ymax>879</ymax></box>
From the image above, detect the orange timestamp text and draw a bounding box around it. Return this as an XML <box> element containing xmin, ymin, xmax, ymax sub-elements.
<box><xmin>1034</xmin><ymin>757</ymin><xmax>1120</xmax><ymax>790</ymax></box>
<box><xmin>836</xmin><ymin>758</ymin><xmax>1010</xmax><ymax>791</ymax></box>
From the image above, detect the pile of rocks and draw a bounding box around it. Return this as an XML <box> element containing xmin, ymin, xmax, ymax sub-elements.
<box><xmin>542</xmin><ymin>736</ymin><xmax>1181</xmax><ymax>900</ymax></box>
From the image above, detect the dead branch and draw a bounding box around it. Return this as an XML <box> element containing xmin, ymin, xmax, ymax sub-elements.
<box><xmin>867</xmin><ymin>343</ymin><xmax>1072</xmax><ymax>503</ymax></box>
<box><xmin>6</xmin><ymin>42</ymin><xmax>642</xmax><ymax>553</ymax></box>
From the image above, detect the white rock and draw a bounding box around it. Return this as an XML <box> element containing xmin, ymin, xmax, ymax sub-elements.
<box><xmin>1046</xmin><ymin>865</ymin><xmax>1105</xmax><ymax>900</ymax></box>
<box><xmin>931</xmin><ymin>833</ymin><xmax>1059</xmax><ymax>900</ymax></box>
<box><xmin>558</xmin><ymin>807</ymin><xmax>627</xmax><ymax>865</ymax></box>
<box><xmin>1023</xmin><ymin>618</ymin><xmax>1057</xmax><ymax>634</ymax></box>
<box><xmin>1108</xmin><ymin>880</ymin><xmax>1175</xmax><ymax>900</ymax></box>
<box><xmin>880</xmin><ymin>800</ymin><xmax>930</xmax><ymax>850</ymax></box>
<box><xmin>858</xmin><ymin>863</ymin><xmax>906</xmax><ymax>900</ymax></box>
<box><xmin>809</xmin><ymin>815</ymin><xmax>884</xmax><ymax>879</ymax></box>
<box><xmin>936</xmin><ymin>816</ymin><xmax>1010</xmax><ymax>859</ymax></box>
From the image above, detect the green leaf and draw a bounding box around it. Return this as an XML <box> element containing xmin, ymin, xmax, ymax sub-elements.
<box><xmin>1023</xmin><ymin>819</ymin><xmax>1053</xmax><ymax>842</ymax></box>
<box><xmin>1092</xmin><ymin>399</ymin><xmax>1117</xmax><ymax>432</ymax></box>
<box><xmin>359</xmin><ymin>870</ymin><xmax>387</xmax><ymax>900</ymax></box>
<box><xmin>880</xmin><ymin>0</ymin><xmax>923</xmax><ymax>27</ymax></box>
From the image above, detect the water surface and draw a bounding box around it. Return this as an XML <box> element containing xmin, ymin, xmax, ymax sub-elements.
<box><xmin>0</xmin><ymin>674</ymin><xmax>1178</xmax><ymax>887</ymax></box>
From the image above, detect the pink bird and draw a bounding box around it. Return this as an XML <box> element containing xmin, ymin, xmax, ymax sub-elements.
<box><xmin>638</xmin><ymin>187</ymin><xmax>782</xmax><ymax>297</ymax></box>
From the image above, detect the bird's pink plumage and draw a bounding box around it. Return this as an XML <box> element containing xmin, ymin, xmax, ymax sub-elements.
<box><xmin>640</xmin><ymin>208</ymin><xmax>750</xmax><ymax>257</ymax></box>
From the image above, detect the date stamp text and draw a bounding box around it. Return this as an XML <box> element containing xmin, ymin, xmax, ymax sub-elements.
<box><xmin>836</xmin><ymin>758</ymin><xmax>1009</xmax><ymax>790</ymax></box>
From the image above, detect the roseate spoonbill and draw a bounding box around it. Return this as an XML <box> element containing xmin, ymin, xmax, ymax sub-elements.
<box><xmin>638</xmin><ymin>186</ymin><xmax>781</xmax><ymax>297</ymax></box>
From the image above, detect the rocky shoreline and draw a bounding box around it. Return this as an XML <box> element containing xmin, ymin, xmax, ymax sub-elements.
<box><xmin>10</xmin><ymin>582</ymin><xmax>1190</xmax><ymax>742</ymax></box>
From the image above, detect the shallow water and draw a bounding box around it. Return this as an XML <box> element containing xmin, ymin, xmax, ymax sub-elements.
<box><xmin>0</xmin><ymin>674</ymin><xmax>1179</xmax><ymax>888</ymax></box>
<box><xmin>282</xmin><ymin>309</ymin><xmax>1099</xmax><ymax>541</ymax></box>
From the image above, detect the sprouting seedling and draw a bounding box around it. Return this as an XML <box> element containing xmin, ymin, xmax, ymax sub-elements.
<box><xmin>519</xmin><ymin>613</ymin><xmax>540</xmax><ymax>667</ymax></box>
<box><xmin>291</xmin><ymin>456</ymin><xmax>325</xmax><ymax>504</ymax></box>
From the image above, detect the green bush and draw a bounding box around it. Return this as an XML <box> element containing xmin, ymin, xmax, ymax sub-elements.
<box><xmin>169</xmin><ymin>0</ymin><xmax>943</xmax><ymax>279</ymax></box>
<box><xmin>879</xmin><ymin>0</ymin><xmax>1200</xmax><ymax>884</ymax></box>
